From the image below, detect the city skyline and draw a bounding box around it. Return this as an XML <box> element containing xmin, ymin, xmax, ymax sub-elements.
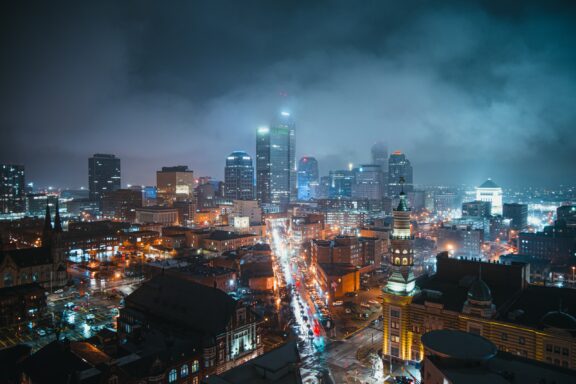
<box><xmin>2</xmin><ymin>1</ymin><xmax>576</xmax><ymax>188</ymax></box>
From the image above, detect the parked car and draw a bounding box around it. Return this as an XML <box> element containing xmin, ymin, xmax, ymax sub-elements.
<box><xmin>333</xmin><ymin>300</ymin><xmax>343</xmax><ymax>306</ymax></box>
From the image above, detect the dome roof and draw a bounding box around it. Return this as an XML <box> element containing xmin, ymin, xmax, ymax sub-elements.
<box><xmin>541</xmin><ymin>311</ymin><xmax>576</xmax><ymax>331</ymax></box>
<box><xmin>467</xmin><ymin>278</ymin><xmax>492</xmax><ymax>302</ymax></box>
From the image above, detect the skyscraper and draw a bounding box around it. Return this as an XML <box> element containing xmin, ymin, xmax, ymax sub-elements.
<box><xmin>156</xmin><ymin>166</ymin><xmax>195</xmax><ymax>206</ymax></box>
<box><xmin>0</xmin><ymin>164</ymin><xmax>25</xmax><ymax>214</ymax></box>
<box><xmin>388</xmin><ymin>151</ymin><xmax>413</xmax><ymax>197</ymax></box>
<box><xmin>371</xmin><ymin>142</ymin><xmax>388</xmax><ymax>195</ymax></box>
<box><xmin>88</xmin><ymin>154</ymin><xmax>121</xmax><ymax>202</ymax></box>
<box><xmin>297</xmin><ymin>156</ymin><xmax>319</xmax><ymax>201</ymax></box>
<box><xmin>256</xmin><ymin>112</ymin><xmax>295</xmax><ymax>211</ymax></box>
<box><xmin>475</xmin><ymin>179</ymin><xmax>503</xmax><ymax>216</ymax></box>
<box><xmin>352</xmin><ymin>164</ymin><xmax>383</xmax><ymax>200</ymax></box>
<box><xmin>328</xmin><ymin>169</ymin><xmax>354</xmax><ymax>199</ymax></box>
<box><xmin>224</xmin><ymin>151</ymin><xmax>254</xmax><ymax>200</ymax></box>
<box><xmin>503</xmin><ymin>203</ymin><xmax>528</xmax><ymax>230</ymax></box>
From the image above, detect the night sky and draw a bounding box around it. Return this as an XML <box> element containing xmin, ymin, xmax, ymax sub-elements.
<box><xmin>1</xmin><ymin>1</ymin><xmax>575</xmax><ymax>188</ymax></box>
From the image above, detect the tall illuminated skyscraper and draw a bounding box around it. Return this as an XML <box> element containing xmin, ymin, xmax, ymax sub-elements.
<box><xmin>88</xmin><ymin>154</ymin><xmax>121</xmax><ymax>202</ymax></box>
<box><xmin>388</xmin><ymin>151</ymin><xmax>413</xmax><ymax>197</ymax></box>
<box><xmin>297</xmin><ymin>156</ymin><xmax>319</xmax><ymax>201</ymax></box>
<box><xmin>224</xmin><ymin>151</ymin><xmax>254</xmax><ymax>200</ymax></box>
<box><xmin>0</xmin><ymin>164</ymin><xmax>25</xmax><ymax>214</ymax></box>
<box><xmin>371</xmin><ymin>142</ymin><xmax>388</xmax><ymax>195</ymax></box>
<box><xmin>256</xmin><ymin>112</ymin><xmax>295</xmax><ymax>211</ymax></box>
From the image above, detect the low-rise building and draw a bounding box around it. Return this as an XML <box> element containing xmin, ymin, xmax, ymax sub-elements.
<box><xmin>0</xmin><ymin>283</ymin><xmax>46</xmax><ymax>326</ymax></box>
<box><xmin>316</xmin><ymin>263</ymin><xmax>360</xmax><ymax>299</ymax></box>
<box><xmin>421</xmin><ymin>329</ymin><xmax>576</xmax><ymax>384</ymax></box>
<box><xmin>118</xmin><ymin>275</ymin><xmax>264</xmax><ymax>376</ymax></box>
<box><xmin>135</xmin><ymin>207</ymin><xmax>179</xmax><ymax>226</ymax></box>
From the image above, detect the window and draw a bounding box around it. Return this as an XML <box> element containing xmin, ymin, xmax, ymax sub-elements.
<box><xmin>168</xmin><ymin>369</ymin><xmax>177</xmax><ymax>383</ymax></box>
<box><xmin>411</xmin><ymin>349</ymin><xmax>420</xmax><ymax>361</ymax></box>
<box><xmin>546</xmin><ymin>344</ymin><xmax>553</xmax><ymax>352</ymax></box>
<box><xmin>108</xmin><ymin>376</ymin><xmax>118</xmax><ymax>384</ymax></box>
<box><xmin>562</xmin><ymin>348</ymin><xmax>569</xmax><ymax>356</ymax></box>
<box><xmin>3</xmin><ymin>273</ymin><xmax>13</xmax><ymax>287</ymax></box>
<box><xmin>193</xmin><ymin>378</ymin><xmax>199</xmax><ymax>384</ymax></box>
<box><xmin>390</xmin><ymin>309</ymin><xmax>400</xmax><ymax>318</ymax></box>
<box><xmin>518</xmin><ymin>336</ymin><xmax>525</xmax><ymax>345</ymax></box>
<box><xmin>391</xmin><ymin>321</ymin><xmax>399</xmax><ymax>329</ymax></box>
<box><xmin>191</xmin><ymin>360</ymin><xmax>200</xmax><ymax>373</ymax></box>
<box><xmin>501</xmin><ymin>333</ymin><xmax>507</xmax><ymax>341</ymax></box>
<box><xmin>554</xmin><ymin>346</ymin><xmax>561</xmax><ymax>354</ymax></box>
<box><xmin>391</xmin><ymin>347</ymin><xmax>399</xmax><ymax>357</ymax></box>
<box><xmin>181</xmin><ymin>364</ymin><xmax>189</xmax><ymax>378</ymax></box>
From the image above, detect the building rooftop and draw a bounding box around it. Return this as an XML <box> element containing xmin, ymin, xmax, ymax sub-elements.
<box><xmin>206</xmin><ymin>341</ymin><xmax>301</xmax><ymax>384</ymax></box>
<box><xmin>207</xmin><ymin>231</ymin><xmax>257</xmax><ymax>241</ymax></box>
<box><xmin>125</xmin><ymin>274</ymin><xmax>237</xmax><ymax>335</ymax></box>
<box><xmin>478</xmin><ymin>179</ymin><xmax>499</xmax><ymax>189</ymax></box>
<box><xmin>422</xmin><ymin>330</ymin><xmax>497</xmax><ymax>361</ymax></box>
<box><xmin>317</xmin><ymin>262</ymin><xmax>357</xmax><ymax>277</ymax></box>
<box><xmin>0</xmin><ymin>247</ymin><xmax>53</xmax><ymax>268</ymax></box>
<box><xmin>0</xmin><ymin>282</ymin><xmax>44</xmax><ymax>297</ymax></box>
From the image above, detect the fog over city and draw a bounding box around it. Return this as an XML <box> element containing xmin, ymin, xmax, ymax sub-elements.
<box><xmin>1</xmin><ymin>0</ymin><xmax>576</xmax><ymax>187</ymax></box>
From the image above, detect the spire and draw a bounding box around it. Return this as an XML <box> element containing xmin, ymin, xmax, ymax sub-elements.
<box><xmin>43</xmin><ymin>204</ymin><xmax>52</xmax><ymax>234</ymax></box>
<box><xmin>395</xmin><ymin>177</ymin><xmax>409</xmax><ymax>212</ymax></box>
<box><xmin>53</xmin><ymin>201</ymin><xmax>62</xmax><ymax>232</ymax></box>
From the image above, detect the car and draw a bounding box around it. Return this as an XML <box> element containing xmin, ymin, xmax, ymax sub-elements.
<box><xmin>333</xmin><ymin>300</ymin><xmax>344</xmax><ymax>306</ymax></box>
<box><xmin>345</xmin><ymin>308</ymin><xmax>352</xmax><ymax>314</ymax></box>
<box><xmin>394</xmin><ymin>376</ymin><xmax>413</xmax><ymax>384</ymax></box>
<box><xmin>345</xmin><ymin>292</ymin><xmax>358</xmax><ymax>297</ymax></box>
<box><xmin>36</xmin><ymin>329</ymin><xmax>46</xmax><ymax>336</ymax></box>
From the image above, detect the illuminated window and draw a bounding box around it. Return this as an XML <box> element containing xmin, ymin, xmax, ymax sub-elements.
<box><xmin>390</xmin><ymin>309</ymin><xmax>400</xmax><ymax>318</ymax></box>
<box><xmin>402</xmin><ymin>258</ymin><xmax>408</xmax><ymax>265</ymax></box>
<box><xmin>181</xmin><ymin>364</ymin><xmax>189</xmax><ymax>378</ymax></box>
<box><xmin>168</xmin><ymin>369</ymin><xmax>177</xmax><ymax>383</ymax></box>
<box><xmin>191</xmin><ymin>360</ymin><xmax>200</xmax><ymax>373</ymax></box>
<box><xmin>519</xmin><ymin>336</ymin><xmax>525</xmax><ymax>345</ymax></box>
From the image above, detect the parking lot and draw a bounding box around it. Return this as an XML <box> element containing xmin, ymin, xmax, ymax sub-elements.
<box><xmin>0</xmin><ymin>276</ymin><xmax>137</xmax><ymax>352</ymax></box>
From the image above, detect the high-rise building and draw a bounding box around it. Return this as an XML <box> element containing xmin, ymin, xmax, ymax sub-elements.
<box><xmin>224</xmin><ymin>151</ymin><xmax>254</xmax><ymax>200</ymax></box>
<box><xmin>475</xmin><ymin>179</ymin><xmax>503</xmax><ymax>216</ymax></box>
<box><xmin>328</xmin><ymin>169</ymin><xmax>354</xmax><ymax>199</ymax></box>
<box><xmin>88</xmin><ymin>154</ymin><xmax>121</xmax><ymax>202</ymax></box>
<box><xmin>503</xmin><ymin>203</ymin><xmax>528</xmax><ymax>231</ymax></box>
<box><xmin>371</xmin><ymin>142</ymin><xmax>388</xmax><ymax>195</ymax></box>
<box><xmin>0</xmin><ymin>164</ymin><xmax>25</xmax><ymax>214</ymax></box>
<box><xmin>462</xmin><ymin>200</ymin><xmax>492</xmax><ymax>218</ymax></box>
<box><xmin>297</xmin><ymin>156</ymin><xmax>319</xmax><ymax>201</ymax></box>
<box><xmin>101</xmin><ymin>189</ymin><xmax>143</xmax><ymax>222</ymax></box>
<box><xmin>156</xmin><ymin>166</ymin><xmax>194</xmax><ymax>206</ymax></box>
<box><xmin>256</xmin><ymin>112</ymin><xmax>295</xmax><ymax>211</ymax></box>
<box><xmin>352</xmin><ymin>164</ymin><xmax>383</xmax><ymax>200</ymax></box>
<box><xmin>388</xmin><ymin>151</ymin><xmax>413</xmax><ymax>197</ymax></box>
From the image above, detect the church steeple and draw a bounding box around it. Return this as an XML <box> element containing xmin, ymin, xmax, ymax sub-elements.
<box><xmin>42</xmin><ymin>204</ymin><xmax>52</xmax><ymax>246</ymax></box>
<box><xmin>53</xmin><ymin>201</ymin><xmax>62</xmax><ymax>233</ymax></box>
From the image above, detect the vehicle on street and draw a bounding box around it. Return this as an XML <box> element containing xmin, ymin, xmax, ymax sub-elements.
<box><xmin>333</xmin><ymin>300</ymin><xmax>343</xmax><ymax>306</ymax></box>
